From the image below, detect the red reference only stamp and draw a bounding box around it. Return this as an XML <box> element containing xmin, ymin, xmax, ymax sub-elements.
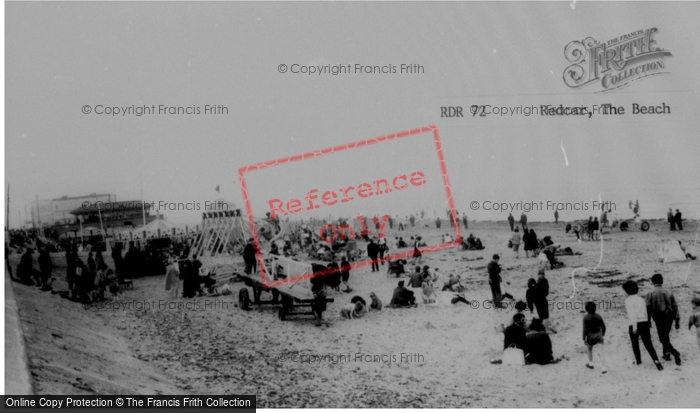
<box><xmin>238</xmin><ymin>125</ymin><xmax>461</xmax><ymax>288</ymax></box>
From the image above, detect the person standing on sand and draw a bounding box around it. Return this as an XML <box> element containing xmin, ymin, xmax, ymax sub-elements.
<box><xmin>311</xmin><ymin>277</ymin><xmax>329</xmax><ymax>326</ymax></box>
<box><xmin>367</xmin><ymin>239</ymin><xmax>380</xmax><ymax>272</ymax></box>
<box><xmin>622</xmin><ymin>280</ymin><xmax>663</xmax><ymax>370</ymax></box>
<box><xmin>487</xmin><ymin>254</ymin><xmax>503</xmax><ymax>310</ymax></box>
<box><xmin>38</xmin><ymin>248</ymin><xmax>53</xmax><ymax>290</ymax></box>
<box><xmin>554</xmin><ymin>208</ymin><xmax>559</xmax><ymax>225</ymax></box>
<box><xmin>520</xmin><ymin>212</ymin><xmax>527</xmax><ymax>228</ymax></box>
<box><xmin>511</xmin><ymin>227</ymin><xmax>521</xmax><ymax>259</ymax></box>
<box><xmin>646</xmin><ymin>273</ymin><xmax>682</xmax><ymax>365</ymax></box>
<box><xmin>462</xmin><ymin>213</ymin><xmax>468</xmax><ymax>229</ymax></box>
<box><xmin>164</xmin><ymin>259</ymin><xmax>181</xmax><ymax>299</ymax></box>
<box><xmin>87</xmin><ymin>252</ymin><xmax>96</xmax><ymax>280</ymax></box>
<box><xmin>243</xmin><ymin>238</ymin><xmax>257</xmax><ymax>274</ymax></box>
<box><xmin>674</xmin><ymin>209</ymin><xmax>683</xmax><ymax>231</ymax></box>
<box><xmin>412</xmin><ymin>236</ymin><xmax>423</xmax><ymax>264</ymax></box>
<box><xmin>507</xmin><ymin>213</ymin><xmax>515</xmax><ymax>231</ymax></box>
<box><xmin>340</xmin><ymin>256</ymin><xmax>352</xmax><ymax>293</ymax></box>
<box><xmin>667</xmin><ymin>208</ymin><xmax>676</xmax><ymax>231</ymax></box>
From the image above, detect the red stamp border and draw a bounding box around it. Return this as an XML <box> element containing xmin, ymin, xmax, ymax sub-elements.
<box><xmin>238</xmin><ymin>125</ymin><xmax>461</xmax><ymax>288</ymax></box>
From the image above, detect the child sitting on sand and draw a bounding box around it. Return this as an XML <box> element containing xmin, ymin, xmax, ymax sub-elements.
<box><xmin>583</xmin><ymin>301</ymin><xmax>607</xmax><ymax>373</ymax></box>
<box><xmin>340</xmin><ymin>300</ymin><xmax>366</xmax><ymax>319</ymax></box>
<box><xmin>369</xmin><ymin>292</ymin><xmax>382</xmax><ymax>311</ymax></box>
<box><xmin>422</xmin><ymin>278</ymin><xmax>437</xmax><ymax>304</ymax></box>
<box><xmin>689</xmin><ymin>297</ymin><xmax>700</xmax><ymax>352</ymax></box>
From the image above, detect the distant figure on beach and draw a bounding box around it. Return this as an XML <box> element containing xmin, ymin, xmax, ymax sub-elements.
<box><xmin>340</xmin><ymin>256</ymin><xmax>352</xmax><ymax>292</ymax></box>
<box><xmin>507</xmin><ymin>213</ymin><xmax>514</xmax><ymax>231</ymax></box>
<box><xmin>487</xmin><ymin>254</ymin><xmax>503</xmax><ymax>310</ymax></box>
<box><xmin>38</xmin><ymin>248</ymin><xmax>53</xmax><ymax>290</ymax></box>
<box><xmin>592</xmin><ymin>217</ymin><xmax>600</xmax><ymax>240</ymax></box>
<box><xmin>674</xmin><ymin>209</ymin><xmax>683</xmax><ymax>231</ymax></box>
<box><xmin>667</xmin><ymin>208</ymin><xmax>676</xmax><ymax>231</ymax></box>
<box><xmin>164</xmin><ymin>258</ymin><xmax>181</xmax><ymax>299</ymax></box>
<box><xmin>511</xmin><ymin>227</ymin><xmax>521</xmax><ymax>259</ymax></box>
<box><xmin>554</xmin><ymin>208</ymin><xmax>559</xmax><ymax>224</ymax></box>
<box><xmin>311</xmin><ymin>277</ymin><xmax>329</xmax><ymax>327</ymax></box>
<box><xmin>520</xmin><ymin>212</ymin><xmax>527</xmax><ymax>228</ymax></box>
<box><xmin>367</xmin><ymin>239</ymin><xmax>380</xmax><ymax>272</ymax></box>
<box><xmin>565</xmin><ymin>223</ymin><xmax>571</xmax><ymax>233</ymax></box>
<box><xmin>600</xmin><ymin>210</ymin><xmax>608</xmax><ymax>230</ymax></box>
<box><xmin>412</xmin><ymin>236</ymin><xmax>423</xmax><ymax>264</ymax></box>
<box><xmin>630</xmin><ymin>200</ymin><xmax>640</xmax><ymax>218</ymax></box>
<box><xmin>462</xmin><ymin>213</ymin><xmax>468</xmax><ymax>229</ymax></box>
<box><xmin>378</xmin><ymin>236</ymin><xmax>387</xmax><ymax>264</ymax></box>
<box><xmin>243</xmin><ymin>238</ymin><xmax>257</xmax><ymax>274</ymax></box>
<box><xmin>524</xmin><ymin>229</ymin><xmax>538</xmax><ymax>258</ymax></box>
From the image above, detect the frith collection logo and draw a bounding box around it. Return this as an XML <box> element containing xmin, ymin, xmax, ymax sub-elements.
<box><xmin>563</xmin><ymin>28</ymin><xmax>672</xmax><ymax>92</ymax></box>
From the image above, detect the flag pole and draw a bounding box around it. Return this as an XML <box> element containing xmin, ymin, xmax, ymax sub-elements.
<box><xmin>97</xmin><ymin>203</ymin><xmax>106</xmax><ymax>240</ymax></box>
<box><xmin>140</xmin><ymin>173</ymin><xmax>146</xmax><ymax>226</ymax></box>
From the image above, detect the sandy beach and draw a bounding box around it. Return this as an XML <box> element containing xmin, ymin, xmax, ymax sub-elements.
<box><xmin>8</xmin><ymin>220</ymin><xmax>700</xmax><ymax>407</ymax></box>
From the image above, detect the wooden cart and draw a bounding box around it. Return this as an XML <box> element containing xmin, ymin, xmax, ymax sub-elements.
<box><xmin>236</xmin><ymin>269</ymin><xmax>334</xmax><ymax>321</ymax></box>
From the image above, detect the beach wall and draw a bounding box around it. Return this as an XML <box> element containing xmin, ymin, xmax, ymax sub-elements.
<box><xmin>4</xmin><ymin>273</ymin><xmax>34</xmax><ymax>395</ymax></box>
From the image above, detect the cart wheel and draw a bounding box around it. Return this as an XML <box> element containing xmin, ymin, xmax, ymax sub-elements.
<box><xmin>278</xmin><ymin>308</ymin><xmax>286</xmax><ymax>321</ymax></box>
<box><xmin>640</xmin><ymin>221</ymin><xmax>650</xmax><ymax>232</ymax></box>
<box><xmin>238</xmin><ymin>288</ymin><xmax>251</xmax><ymax>311</ymax></box>
<box><xmin>620</xmin><ymin>222</ymin><xmax>629</xmax><ymax>231</ymax></box>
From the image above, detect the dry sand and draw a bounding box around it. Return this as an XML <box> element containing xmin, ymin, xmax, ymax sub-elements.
<box><xmin>8</xmin><ymin>221</ymin><xmax>700</xmax><ymax>407</ymax></box>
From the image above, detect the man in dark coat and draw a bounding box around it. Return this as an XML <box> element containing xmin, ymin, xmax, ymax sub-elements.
<box><xmin>507</xmin><ymin>213</ymin><xmax>515</xmax><ymax>231</ymax></box>
<box><xmin>674</xmin><ymin>209</ymin><xmax>683</xmax><ymax>231</ymax></box>
<box><xmin>389</xmin><ymin>281</ymin><xmax>415</xmax><ymax>307</ymax></box>
<box><xmin>646</xmin><ymin>273</ymin><xmax>681</xmax><ymax>365</ymax></box>
<box><xmin>111</xmin><ymin>245</ymin><xmax>124</xmax><ymax>282</ymax></box>
<box><xmin>504</xmin><ymin>313</ymin><xmax>527</xmax><ymax>350</ymax></box>
<box><xmin>367</xmin><ymin>239</ymin><xmax>380</xmax><ymax>272</ymax></box>
<box><xmin>38</xmin><ymin>249</ymin><xmax>53</xmax><ymax>290</ymax></box>
<box><xmin>526</xmin><ymin>318</ymin><xmax>555</xmax><ymax>364</ymax></box>
<box><xmin>243</xmin><ymin>239</ymin><xmax>257</xmax><ymax>274</ymax></box>
<box><xmin>87</xmin><ymin>252</ymin><xmax>96</xmax><ymax>279</ymax></box>
<box><xmin>16</xmin><ymin>248</ymin><xmax>34</xmax><ymax>285</ymax></box>
<box><xmin>182</xmin><ymin>260</ymin><xmax>200</xmax><ymax>298</ymax></box>
<box><xmin>487</xmin><ymin>254</ymin><xmax>503</xmax><ymax>310</ymax></box>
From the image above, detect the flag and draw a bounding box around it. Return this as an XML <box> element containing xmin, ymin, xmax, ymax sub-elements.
<box><xmin>215</xmin><ymin>185</ymin><xmax>220</xmax><ymax>193</ymax></box>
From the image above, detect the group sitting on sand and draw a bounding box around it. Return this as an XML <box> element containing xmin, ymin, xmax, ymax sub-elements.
<box><xmin>461</xmin><ymin>234</ymin><xmax>484</xmax><ymax>250</ymax></box>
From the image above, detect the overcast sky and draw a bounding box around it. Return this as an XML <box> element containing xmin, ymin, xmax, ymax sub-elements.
<box><xmin>6</xmin><ymin>2</ymin><xmax>700</xmax><ymax>227</ymax></box>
